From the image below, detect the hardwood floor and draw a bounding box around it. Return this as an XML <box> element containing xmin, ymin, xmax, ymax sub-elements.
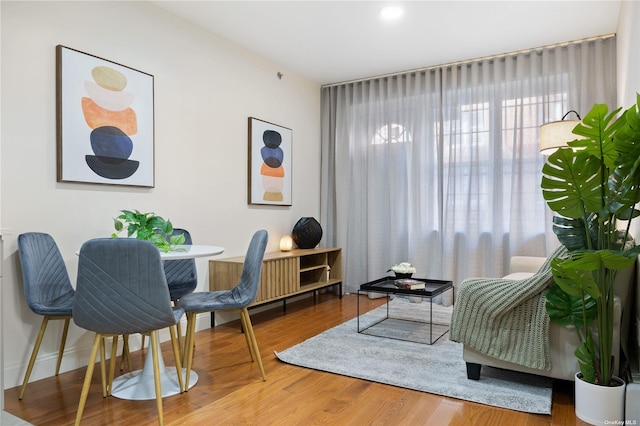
<box><xmin>4</xmin><ymin>293</ymin><xmax>584</xmax><ymax>425</ymax></box>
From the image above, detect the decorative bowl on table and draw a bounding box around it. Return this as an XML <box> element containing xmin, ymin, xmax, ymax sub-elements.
<box><xmin>394</xmin><ymin>272</ymin><xmax>413</xmax><ymax>279</ymax></box>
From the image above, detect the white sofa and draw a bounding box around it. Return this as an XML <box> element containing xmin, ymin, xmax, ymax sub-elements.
<box><xmin>462</xmin><ymin>255</ymin><xmax>634</xmax><ymax>382</ymax></box>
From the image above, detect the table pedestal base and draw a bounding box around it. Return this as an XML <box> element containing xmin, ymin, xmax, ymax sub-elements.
<box><xmin>111</xmin><ymin>338</ymin><xmax>197</xmax><ymax>400</ymax></box>
<box><xmin>111</xmin><ymin>368</ymin><xmax>198</xmax><ymax>400</ymax></box>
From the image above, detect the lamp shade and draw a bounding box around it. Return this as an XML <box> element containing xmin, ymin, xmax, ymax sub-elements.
<box><xmin>279</xmin><ymin>235</ymin><xmax>293</xmax><ymax>251</ymax></box>
<box><xmin>539</xmin><ymin>119</ymin><xmax>582</xmax><ymax>155</ymax></box>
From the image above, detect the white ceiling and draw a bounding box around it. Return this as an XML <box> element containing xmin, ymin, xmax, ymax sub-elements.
<box><xmin>151</xmin><ymin>1</ymin><xmax>621</xmax><ymax>85</ymax></box>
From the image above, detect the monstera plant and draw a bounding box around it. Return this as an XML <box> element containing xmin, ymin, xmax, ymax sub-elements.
<box><xmin>111</xmin><ymin>209</ymin><xmax>185</xmax><ymax>252</ymax></box>
<box><xmin>542</xmin><ymin>95</ymin><xmax>640</xmax><ymax>388</ymax></box>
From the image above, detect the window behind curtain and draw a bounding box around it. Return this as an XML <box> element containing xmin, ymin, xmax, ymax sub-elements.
<box><xmin>320</xmin><ymin>37</ymin><xmax>617</xmax><ymax>293</ymax></box>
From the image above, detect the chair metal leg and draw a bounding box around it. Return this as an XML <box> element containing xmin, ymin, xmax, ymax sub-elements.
<box><xmin>55</xmin><ymin>318</ymin><xmax>71</xmax><ymax>375</ymax></box>
<box><xmin>172</xmin><ymin>299</ymin><xmax>186</xmax><ymax>360</ymax></box>
<box><xmin>19</xmin><ymin>316</ymin><xmax>50</xmax><ymax>400</ymax></box>
<box><xmin>183</xmin><ymin>312</ymin><xmax>197</xmax><ymax>391</ymax></box>
<box><xmin>108</xmin><ymin>336</ymin><xmax>119</xmax><ymax>396</ymax></box>
<box><xmin>99</xmin><ymin>338</ymin><xmax>108</xmax><ymax>398</ymax></box>
<box><xmin>168</xmin><ymin>325</ymin><xmax>184</xmax><ymax>393</ymax></box>
<box><xmin>120</xmin><ymin>334</ymin><xmax>132</xmax><ymax>372</ymax></box>
<box><xmin>149</xmin><ymin>331</ymin><xmax>164</xmax><ymax>426</ymax></box>
<box><xmin>75</xmin><ymin>334</ymin><xmax>102</xmax><ymax>426</ymax></box>
<box><xmin>238</xmin><ymin>310</ymin><xmax>256</xmax><ymax>362</ymax></box>
<box><xmin>240</xmin><ymin>308</ymin><xmax>266</xmax><ymax>381</ymax></box>
<box><xmin>176</xmin><ymin>320</ymin><xmax>184</xmax><ymax>360</ymax></box>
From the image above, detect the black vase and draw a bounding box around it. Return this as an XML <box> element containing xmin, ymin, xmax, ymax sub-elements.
<box><xmin>292</xmin><ymin>217</ymin><xmax>323</xmax><ymax>249</ymax></box>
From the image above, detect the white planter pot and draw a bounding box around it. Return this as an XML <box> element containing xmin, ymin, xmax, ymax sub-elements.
<box><xmin>575</xmin><ymin>372</ymin><xmax>625</xmax><ymax>426</ymax></box>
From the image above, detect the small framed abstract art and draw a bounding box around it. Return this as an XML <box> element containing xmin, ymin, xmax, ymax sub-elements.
<box><xmin>56</xmin><ymin>45</ymin><xmax>155</xmax><ymax>187</ymax></box>
<box><xmin>248</xmin><ymin>117</ymin><xmax>292</xmax><ymax>206</ymax></box>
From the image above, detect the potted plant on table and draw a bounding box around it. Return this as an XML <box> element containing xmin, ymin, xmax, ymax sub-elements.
<box><xmin>541</xmin><ymin>95</ymin><xmax>640</xmax><ymax>424</ymax></box>
<box><xmin>111</xmin><ymin>209</ymin><xmax>185</xmax><ymax>252</ymax></box>
<box><xmin>387</xmin><ymin>262</ymin><xmax>416</xmax><ymax>279</ymax></box>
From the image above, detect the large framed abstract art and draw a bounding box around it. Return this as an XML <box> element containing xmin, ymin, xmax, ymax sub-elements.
<box><xmin>248</xmin><ymin>117</ymin><xmax>292</xmax><ymax>206</ymax></box>
<box><xmin>56</xmin><ymin>45</ymin><xmax>155</xmax><ymax>187</ymax></box>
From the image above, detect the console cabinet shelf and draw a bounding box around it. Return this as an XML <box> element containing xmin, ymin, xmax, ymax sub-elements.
<box><xmin>209</xmin><ymin>247</ymin><xmax>342</xmax><ymax>308</ymax></box>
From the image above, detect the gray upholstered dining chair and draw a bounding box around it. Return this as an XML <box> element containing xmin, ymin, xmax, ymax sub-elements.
<box><xmin>17</xmin><ymin>232</ymin><xmax>75</xmax><ymax>400</ymax></box>
<box><xmin>178</xmin><ymin>229</ymin><xmax>268</xmax><ymax>388</ymax></box>
<box><xmin>164</xmin><ymin>228</ymin><xmax>196</xmax><ymax>357</ymax></box>
<box><xmin>164</xmin><ymin>228</ymin><xmax>198</xmax><ymax>301</ymax></box>
<box><xmin>136</xmin><ymin>228</ymin><xmax>197</xmax><ymax>355</ymax></box>
<box><xmin>73</xmin><ymin>238</ymin><xmax>184</xmax><ymax>426</ymax></box>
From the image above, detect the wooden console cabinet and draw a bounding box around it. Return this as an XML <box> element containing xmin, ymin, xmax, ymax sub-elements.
<box><xmin>209</xmin><ymin>247</ymin><xmax>342</xmax><ymax>308</ymax></box>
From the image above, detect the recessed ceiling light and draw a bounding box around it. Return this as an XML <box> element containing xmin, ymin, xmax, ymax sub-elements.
<box><xmin>380</xmin><ymin>6</ymin><xmax>403</xmax><ymax>20</ymax></box>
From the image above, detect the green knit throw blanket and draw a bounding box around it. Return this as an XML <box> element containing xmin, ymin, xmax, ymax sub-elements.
<box><xmin>449</xmin><ymin>245</ymin><xmax>567</xmax><ymax>370</ymax></box>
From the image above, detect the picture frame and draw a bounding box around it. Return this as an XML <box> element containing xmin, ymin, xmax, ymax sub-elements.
<box><xmin>56</xmin><ymin>45</ymin><xmax>155</xmax><ymax>187</ymax></box>
<box><xmin>248</xmin><ymin>117</ymin><xmax>292</xmax><ymax>206</ymax></box>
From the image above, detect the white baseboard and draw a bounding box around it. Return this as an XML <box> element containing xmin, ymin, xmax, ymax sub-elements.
<box><xmin>4</xmin><ymin>295</ymin><xmax>312</xmax><ymax>391</ymax></box>
<box><xmin>3</xmin><ymin>314</ymin><xmax>216</xmax><ymax>390</ymax></box>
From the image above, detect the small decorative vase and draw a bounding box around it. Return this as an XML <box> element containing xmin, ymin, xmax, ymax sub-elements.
<box><xmin>394</xmin><ymin>273</ymin><xmax>413</xmax><ymax>279</ymax></box>
<box><xmin>575</xmin><ymin>372</ymin><xmax>625</xmax><ymax>426</ymax></box>
<box><xmin>292</xmin><ymin>217</ymin><xmax>323</xmax><ymax>249</ymax></box>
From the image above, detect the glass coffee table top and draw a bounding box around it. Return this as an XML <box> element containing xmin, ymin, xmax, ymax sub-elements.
<box><xmin>359</xmin><ymin>277</ymin><xmax>453</xmax><ymax>296</ymax></box>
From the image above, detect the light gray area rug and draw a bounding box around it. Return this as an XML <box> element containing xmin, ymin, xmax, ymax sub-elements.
<box><xmin>275</xmin><ymin>298</ymin><xmax>553</xmax><ymax>414</ymax></box>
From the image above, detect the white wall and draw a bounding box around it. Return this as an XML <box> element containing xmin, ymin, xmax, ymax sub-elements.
<box><xmin>617</xmin><ymin>0</ymin><xmax>640</xmax><ymax>377</ymax></box>
<box><xmin>0</xmin><ymin>1</ymin><xmax>321</xmax><ymax>389</ymax></box>
<box><xmin>0</xmin><ymin>0</ymin><xmax>4</xmax><ymax>410</ymax></box>
<box><xmin>617</xmin><ymin>0</ymin><xmax>640</xmax><ymax>108</ymax></box>
<box><xmin>618</xmin><ymin>1</ymin><xmax>640</xmax><ymax>242</ymax></box>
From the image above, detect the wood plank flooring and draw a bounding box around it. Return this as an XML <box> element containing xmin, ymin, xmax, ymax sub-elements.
<box><xmin>4</xmin><ymin>293</ymin><xmax>584</xmax><ymax>425</ymax></box>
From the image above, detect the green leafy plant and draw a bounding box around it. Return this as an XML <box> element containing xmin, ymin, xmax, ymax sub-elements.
<box><xmin>541</xmin><ymin>95</ymin><xmax>640</xmax><ymax>386</ymax></box>
<box><xmin>111</xmin><ymin>209</ymin><xmax>185</xmax><ymax>252</ymax></box>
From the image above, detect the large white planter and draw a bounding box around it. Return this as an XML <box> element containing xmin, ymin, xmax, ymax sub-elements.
<box><xmin>575</xmin><ymin>372</ymin><xmax>625</xmax><ymax>426</ymax></box>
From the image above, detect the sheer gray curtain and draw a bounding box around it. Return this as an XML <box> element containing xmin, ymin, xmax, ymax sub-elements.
<box><xmin>320</xmin><ymin>37</ymin><xmax>616</xmax><ymax>295</ymax></box>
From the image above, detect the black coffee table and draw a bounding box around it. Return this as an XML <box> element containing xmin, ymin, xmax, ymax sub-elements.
<box><xmin>357</xmin><ymin>277</ymin><xmax>453</xmax><ymax>345</ymax></box>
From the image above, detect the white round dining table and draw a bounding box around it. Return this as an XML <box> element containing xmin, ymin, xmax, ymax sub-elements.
<box><xmin>160</xmin><ymin>244</ymin><xmax>225</xmax><ymax>260</ymax></box>
<box><xmin>110</xmin><ymin>244</ymin><xmax>224</xmax><ymax>401</ymax></box>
